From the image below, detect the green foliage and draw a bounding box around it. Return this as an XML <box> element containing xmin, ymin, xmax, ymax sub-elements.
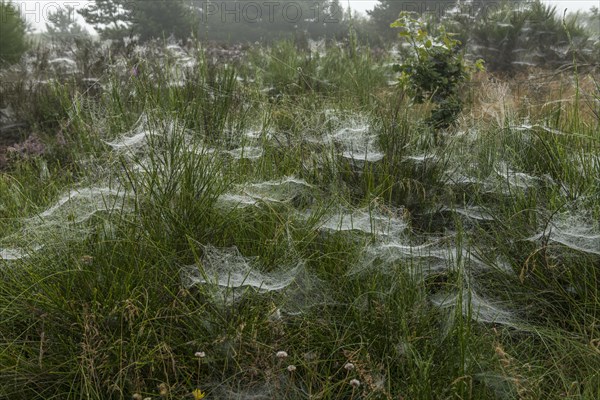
<box><xmin>77</xmin><ymin>0</ymin><xmax>132</xmax><ymax>39</ymax></box>
<box><xmin>200</xmin><ymin>0</ymin><xmax>348</xmax><ymax>43</ymax></box>
<box><xmin>579</xmin><ymin>6</ymin><xmax>600</xmax><ymax>35</ymax></box>
<box><xmin>368</xmin><ymin>0</ymin><xmax>443</xmax><ymax>39</ymax></box>
<box><xmin>131</xmin><ymin>0</ymin><xmax>195</xmax><ymax>41</ymax></box>
<box><xmin>79</xmin><ymin>0</ymin><xmax>195</xmax><ymax>40</ymax></box>
<box><xmin>45</xmin><ymin>5</ymin><xmax>88</xmax><ymax>44</ymax></box>
<box><xmin>392</xmin><ymin>12</ymin><xmax>483</xmax><ymax>132</ymax></box>
<box><xmin>80</xmin><ymin>0</ymin><xmax>348</xmax><ymax>42</ymax></box>
<box><xmin>246</xmin><ymin>35</ymin><xmax>388</xmax><ymax>104</ymax></box>
<box><xmin>447</xmin><ymin>0</ymin><xmax>592</xmax><ymax>71</ymax></box>
<box><xmin>0</xmin><ymin>0</ymin><xmax>29</xmax><ymax>66</ymax></box>
<box><xmin>2</xmin><ymin>36</ymin><xmax>600</xmax><ymax>400</ymax></box>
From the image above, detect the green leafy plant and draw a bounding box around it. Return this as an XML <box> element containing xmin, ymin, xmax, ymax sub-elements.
<box><xmin>391</xmin><ymin>12</ymin><xmax>483</xmax><ymax>135</ymax></box>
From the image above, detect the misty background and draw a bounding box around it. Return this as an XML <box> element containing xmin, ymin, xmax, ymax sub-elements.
<box><xmin>13</xmin><ymin>1</ymin><xmax>599</xmax><ymax>34</ymax></box>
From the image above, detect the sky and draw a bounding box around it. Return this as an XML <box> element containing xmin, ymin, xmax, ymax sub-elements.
<box><xmin>9</xmin><ymin>1</ymin><xmax>599</xmax><ymax>33</ymax></box>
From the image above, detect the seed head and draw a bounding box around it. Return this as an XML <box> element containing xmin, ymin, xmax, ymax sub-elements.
<box><xmin>192</xmin><ymin>388</ymin><xmax>206</xmax><ymax>400</ymax></box>
<box><xmin>276</xmin><ymin>350</ymin><xmax>288</xmax><ymax>359</ymax></box>
<box><xmin>350</xmin><ymin>379</ymin><xmax>361</xmax><ymax>388</ymax></box>
<box><xmin>80</xmin><ymin>255</ymin><xmax>94</xmax><ymax>265</ymax></box>
<box><xmin>195</xmin><ymin>351</ymin><xmax>206</xmax><ymax>358</ymax></box>
<box><xmin>158</xmin><ymin>382</ymin><xmax>168</xmax><ymax>396</ymax></box>
<box><xmin>287</xmin><ymin>365</ymin><xmax>297</xmax><ymax>372</ymax></box>
<box><xmin>344</xmin><ymin>362</ymin><xmax>355</xmax><ymax>371</ymax></box>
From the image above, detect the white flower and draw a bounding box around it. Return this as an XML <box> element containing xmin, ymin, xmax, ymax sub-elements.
<box><xmin>195</xmin><ymin>351</ymin><xmax>206</xmax><ymax>358</ymax></box>
<box><xmin>287</xmin><ymin>365</ymin><xmax>297</xmax><ymax>372</ymax></box>
<box><xmin>350</xmin><ymin>379</ymin><xmax>361</xmax><ymax>388</ymax></box>
<box><xmin>344</xmin><ymin>362</ymin><xmax>355</xmax><ymax>371</ymax></box>
<box><xmin>276</xmin><ymin>350</ymin><xmax>288</xmax><ymax>359</ymax></box>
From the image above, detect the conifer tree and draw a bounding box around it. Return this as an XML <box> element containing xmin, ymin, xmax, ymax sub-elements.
<box><xmin>0</xmin><ymin>0</ymin><xmax>29</xmax><ymax>66</ymax></box>
<box><xmin>79</xmin><ymin>0</ymin><xmax>194</xmax><ymax>40</ymax></box>
<box><xmin>46</xmin><ymin>5</ymin><xmax>87</xmax><ymax>43</ymax></box>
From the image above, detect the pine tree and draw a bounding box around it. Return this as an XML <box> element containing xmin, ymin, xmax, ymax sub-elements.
<box><xmin>78</xmin><ymin>0</ymin><xmax>134</xmax><ymax>39</ymax></box>
<box><xmin>132</xmin><ymin>1</ymin><xmax>194</xmax><ymax>41</ymax></box>
<box><xmin>45</xmin><ymin>5</ymin><xmax>87</xmax><ymax>44</ymax></box>
<box><xmin>79</xmin><ymin>0</ymin><xmax>194</xmax><ymax>41</ymax></box>
<box><xmin>0</xmin><ymin>0</ymin><xmax>29</xmax><ymax>66</ymax></box>
<box><xmin>195</xmin><ymin>0</ymin><xmax>347</xmax><ymax>43</ymax></box>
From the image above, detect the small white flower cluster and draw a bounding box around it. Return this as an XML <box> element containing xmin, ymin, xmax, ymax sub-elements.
<box><xmin>276</xmin><ymin>350</ymin><xmax>288</xmax><ymax>359</ymax></box>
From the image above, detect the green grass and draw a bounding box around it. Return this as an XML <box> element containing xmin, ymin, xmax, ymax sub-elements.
<box><xmin>1</xmin><ymin>37</ymin><xmax>600</xmax><ymax>399</ymax></box>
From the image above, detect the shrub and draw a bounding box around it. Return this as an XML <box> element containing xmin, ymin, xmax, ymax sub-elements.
<box><xmin>446</xmin><ymin>0</ymin><xmax>591</xmax><ymax>71</ymax></box>
<box><xmin>44</xmin><ymin>5</ymin><xmax>88</xmax><ymax>45</ymax></box>
<box><xmin>391</xmin><ymin>12</ymin><xmax>483</xmax><ymax>134</ymax></box>
<box><xmin>0</xmin><ymin>0</ymin><xmax>29</xmax><ymax>67</ymax></box>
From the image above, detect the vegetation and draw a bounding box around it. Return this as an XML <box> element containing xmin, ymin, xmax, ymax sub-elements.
<box><xmin>45</xmin><ymin>5</ymin><xmax>88</xmax><ymax>44</ymax></box>
<box><xmin>1</xmin><ymin>2</ymin><xmax>600</xmax><ymax>399</ymax></box>
<box><xmin>79</xmin><ymin>0</ymin><xmax>348</xmax><ymax>42</ymax></box>
<box><xmin>368</xmin><ymin>0</ymin><xmax>443</xmax><ymax>38</ymax></box>
<box><xmin>0</xmin><ymin>0</ymin><xmax>29</xmax><ymax>66</ymax></box>
<box><xmin>392</xmin><ymin>12</ymin><xmax>484</xmax><ymax>135</ymax></box>
<box><xmin>78</xmin><ymin>0</ymin><xmax>195</xmax><ymax>40</ymax></box>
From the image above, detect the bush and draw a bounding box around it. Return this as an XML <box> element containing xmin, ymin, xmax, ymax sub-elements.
<box><xmin>0</xmin><ymin>0</ymin><xmax>29</xmax><ymax>67</ymax></box>
<box><xmin>445</xmin><ymin>0</ymin><xmax>591</xmax><ymax>72</ymax></box>
<box><xmin>391</xmin><ymin>12</ymin><xmax>483</xmax><ymax>134</ymax></box>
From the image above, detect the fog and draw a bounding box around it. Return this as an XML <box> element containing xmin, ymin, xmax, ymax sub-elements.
<box><xmin>13</xmin><ymin>0</ymin><xmax>598</xmax><ymax>33</ymax></box>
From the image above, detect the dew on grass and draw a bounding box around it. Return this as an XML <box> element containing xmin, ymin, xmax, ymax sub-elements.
<box><xmin>0</xmin><ymin>185</ymin><xmax>131</xmax><ymax>256</ymax></box>
<box><xmin>180</xmin><ymin>243</ymin><xmax>328</xmax><ymax>313</ymax></box>
<box><xmin>309</xmin><ymin>206</ymin><xmax>407</xmax><ymax>237</ymax></box>
<box><xmin>308</xmin><ymin>119</ymin><xmax>385</xmax><ymax>163</ymax></box>
<box><xmin>444</xmin><ymin>171</ymin><xmax>484</xmax><ymax>186</ymax></box>
<box><xmin>431</xmin><ymin>290</ymin><xmax>520</xmax><ymax>327</ymax></box>
<box><xmin>224</xmin><ymin>146</ymin><xmax>264</xmax><ymax>160</ymax></box>
<box><xmin>332</xmin><ymin>125</ymin><xmax>384</xmax><ymax>163</ymax></box>
<box><xmin>218</xmin><ymin>177</ymin><xmax>313</xmax><ymax>208</ymax></box>
<box><xmin>33</xmin><ymin>187</ymin><xmax>127</xmax><ymax>222</ymax></box>
<box><xmin>181</xmin><ymin>245</ymin><xmax>302</xmax><ymax>292</ymax></box>
<box><xmin>104</xmin><ymin>114</ymin><xmax>160</xmax><ymax>151</ymax></box>
<box><xmin>405</xmin><ymin>154</ymin><xmax>438</xmax><ymax>163</ymax></box>
<box><xmin>349</xmin><ymin>239</ymin><xmax>466</xmax><ymax>277</ymax></box>
<box><xmin>217</xmin><ymin>193</ymin><xmax>263</xmax><ymax>207</ymax></box>
<box><xmin>494</xmin><ymin>161</ymin><xmax>545</xmax><ymax>190</ymax></box>
<box><xmin>244</xmin><ymin>129</ymin><xmax>272</xmax><ymax>140</ymax></box>
<box><xmin>0</xmin><ymin>245</ymin><xmax>43</xmax><ymax>261</ymax></box>
<box><xmin>342</xmin><ymin>150</ymin><xmax>385</xmax><ymax>163</ymax></box>
<box><xmin>48</xmin><ymin>57</ymin><xmax>78</xmax><ymax>74</ymax></box>
<box><xmin>526</xmin><ymin>214</ymin><xmax>600</xmax><ymax>256</ymax></box>
<box><xmin>440</xmin><ymin>205</ymin><xmax>495</xmax><ymax>221</ymax></box>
